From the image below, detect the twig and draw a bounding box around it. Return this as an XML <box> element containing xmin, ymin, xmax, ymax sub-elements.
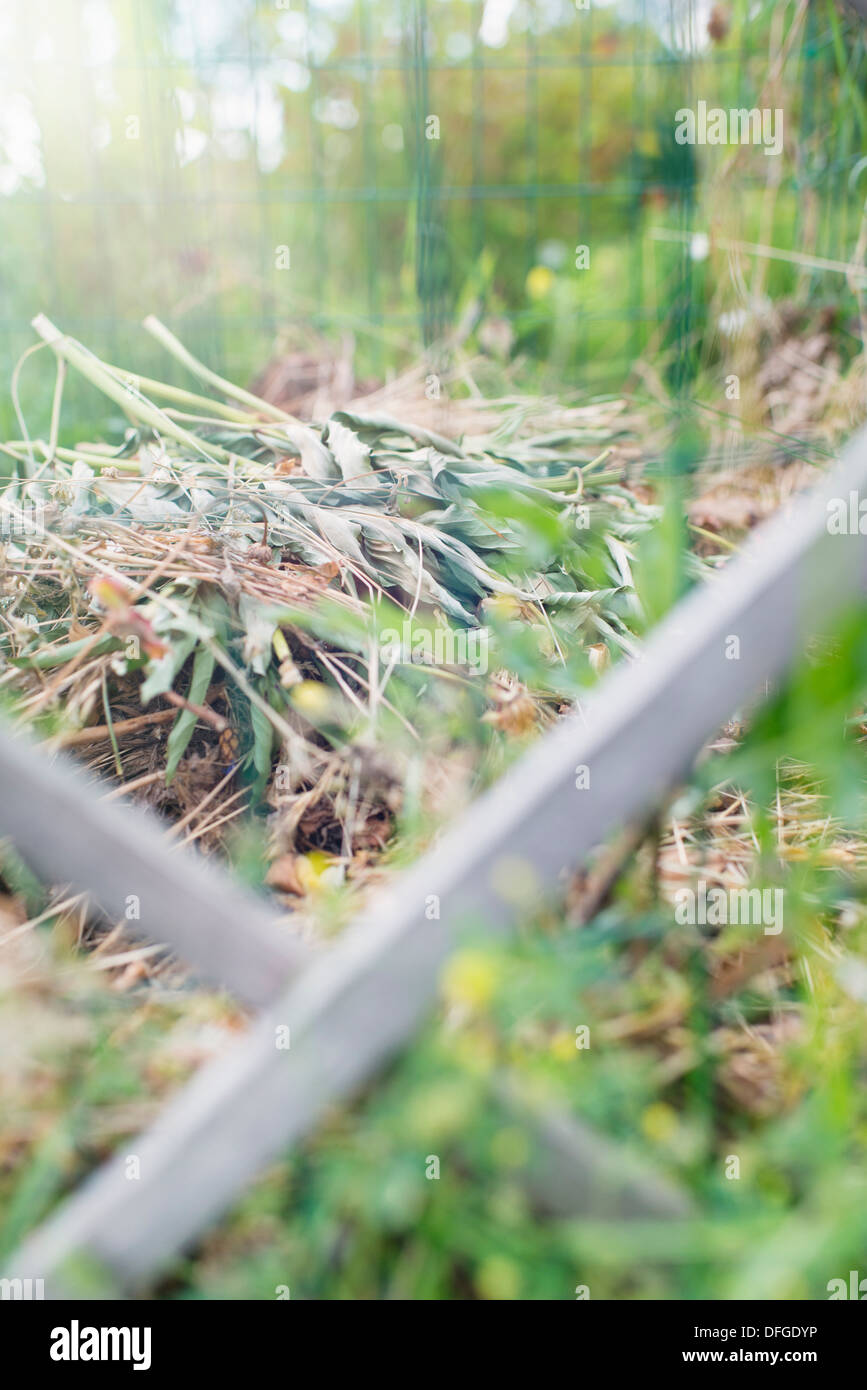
<box><xmin>53</xmin><ymin>708</ymin><xmax>177</xmax><ymax>748</ymax></box>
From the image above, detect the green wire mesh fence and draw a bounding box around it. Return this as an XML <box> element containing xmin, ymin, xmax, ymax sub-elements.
<box><xmin>1</xmin><ymin>0</ymin><xmax>866</xmax><ymax>433</ymax></box>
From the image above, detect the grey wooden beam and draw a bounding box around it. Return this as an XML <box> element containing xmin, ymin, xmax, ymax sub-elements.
<box><xmin>492</xmin><ymin>1075</ymin><xmax>693</xmax><ymax>1221</ymax></box>
<box><xmin>7</xmin><ymin>424</ymin><xmax>867</xmax><ymax>1295</ymax></box>
<box><xmin>0</xmin><ymin>731</ymin><xmax>308</xmax><ymax>1007</ymax></box>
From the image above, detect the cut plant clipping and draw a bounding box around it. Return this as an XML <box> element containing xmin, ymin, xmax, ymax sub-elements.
<box><xmin>2</xmin><ymin>313</ymin><xmax>674</xmax><ymax>827</ymax></box>
<box><xmin>1</xmin><ymin>0</ymin><xmax>867</xmax><ymax>1340</ymax></box>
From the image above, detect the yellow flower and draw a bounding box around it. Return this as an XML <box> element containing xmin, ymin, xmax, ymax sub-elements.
<box><xmin>640</xmin><ymin>1102</ymin><xmax>679</xmax><ymax>1144</ymax></box>
<box><xmin>525</xmin><ymin>265</ymin><xmax>555</xmax><ymax>300</ymax></box>
<box><xmin>442</xmin><ymin>949</ymin><xmax>499</xmax><ymax>1010</ymax></box>
<box><xmin>296</xmin><ymin>851</ymin><xmax>340</xmax><ymax>895</ymax></box>
<box><xmin>549</xmin><ymin>1029</ymin><xmax>576</xmax><ymax>1063</ymax></box>
<box><xmin>290</xmin><ymin>680</ymin><xmax>333</xmax><ymax>719</ymax></box>
<box><xmin>476</xmin><ymin>1254</ymin><xmax>522</xmax><ymax>1301</ymax></box>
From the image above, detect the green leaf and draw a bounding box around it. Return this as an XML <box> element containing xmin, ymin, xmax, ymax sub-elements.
<box><xmin>250</xmin><ymin>697</ymin><xmax>274</xmax><ymax>782</ymax></box>
<box><xmin>165</xmin><ymin>646</ymin><xmax>216</xmax><ymax>783</ymax></box>
<box><xmin>140</xmin><ymin>633</ymin><xmax>197</xmax><ymax>704</ymax></box>
<box><xmin>325</xmin><ymin>419</ymin><xmax>375</xmax><ymax>485</ymax></box>
<box><xmin>239</xmin><ymin>594</ymin><xmax>283</xmax><ymax>675</ymax></box>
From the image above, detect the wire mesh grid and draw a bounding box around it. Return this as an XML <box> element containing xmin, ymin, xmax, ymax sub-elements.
<box><xmin>1</xmin><ymin>0</ymin><xmax>865</xmax><ymax>432</ymax></box>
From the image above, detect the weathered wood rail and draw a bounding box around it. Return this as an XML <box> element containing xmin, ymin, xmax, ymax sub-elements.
<box><xmin>3</xmin><ymin>422</ymin><xmax>867</xmax><ymax>1296</ymax></box>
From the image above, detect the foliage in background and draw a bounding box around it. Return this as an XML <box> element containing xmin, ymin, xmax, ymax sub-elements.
<box><xmin>2</xmin><ymin>0</ymin><xmax>866</xmax><ymax>434</ymax></box>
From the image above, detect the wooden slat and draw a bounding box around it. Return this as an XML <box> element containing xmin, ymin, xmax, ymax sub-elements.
<box><xmin>492</xmin><ymin>1076</ymin><xmax>693</xmax><ymax>1221</ymax></box>
<box><xmin>7</xmin><ymin>424</ymin><xmax>867</xmax><ymax>1294</ymax></box>
<box><xmin>0</xmin><ymin>731</ymin><xmax>308</xmax><ymax>1007</ymax></box>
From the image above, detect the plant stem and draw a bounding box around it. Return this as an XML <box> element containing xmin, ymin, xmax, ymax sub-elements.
<box><xmin>105</xmin><ymin>368</ymin><xmax>254</xmax><ymax>424</ymax></box>
<box><xmin>142</xmin><ymin>315</ymin><xmax>299</xmax><ymax>426</ymax></box>
<box><xmin>31</xmin><ymin>315</ymin><xmax>235</xmax><ymax>467</ymax></box>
